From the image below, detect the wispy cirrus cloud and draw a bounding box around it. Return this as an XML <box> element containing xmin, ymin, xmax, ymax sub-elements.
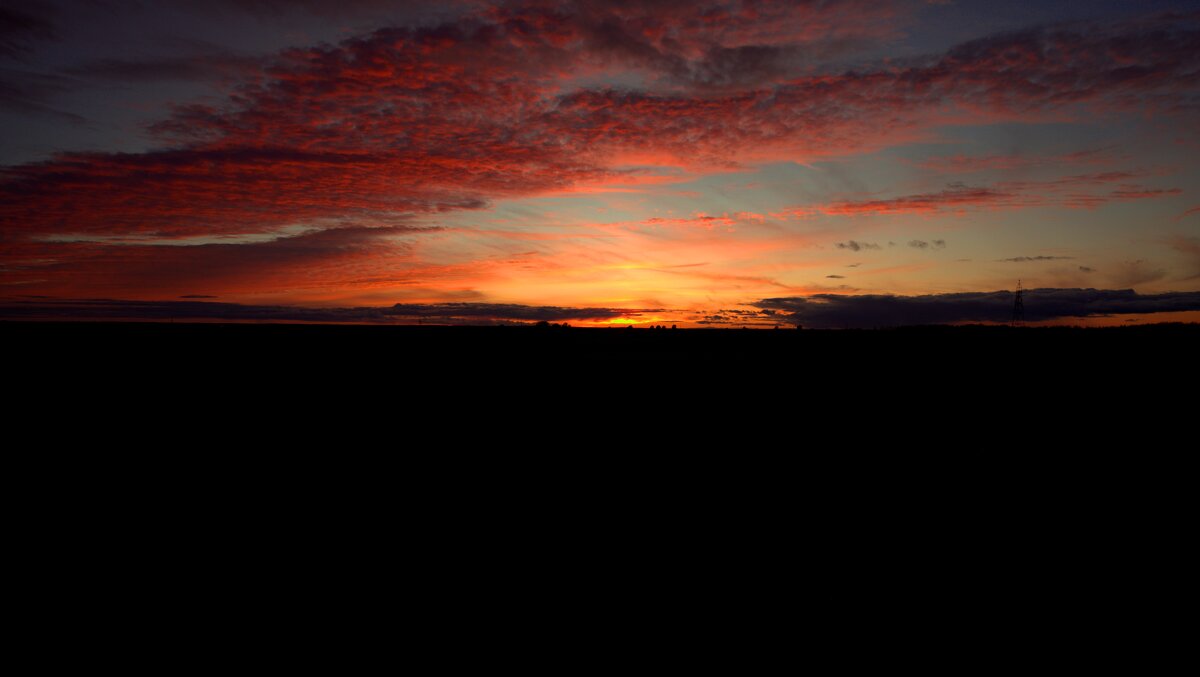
<box><xmin>914</xmin><ymin>147</ymin><xmax>1120</xmax><ymax>173</ymax></box>
<box><xmin>1171</xmin><ymin>236</ymin><xmax>1200</xmax><ymax>279</ymax></box>
<box><xmin>819</xmin><ymin>184</ymin><xmax>1014</xmax><ymax>215</ymax></box>
<box><xmin>0</xmin><ymin>67</ymin><xmax>84</xmax><ymax>123</ymax></box>
<box><xmin>789</xmin><ymin>173</ymin><xmax>1181</xmax><ymax>218</ymax></box>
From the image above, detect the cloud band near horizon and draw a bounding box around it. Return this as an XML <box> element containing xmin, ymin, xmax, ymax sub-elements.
<box><xmin>755</xmin><ymin>288</ymin><xmax>1200</xmax><ymax>328</ymax></box>
<box><xmin>3</xmin><ymin>288</ymin><xmax>1199</xmax><ymax>327</ymax></box>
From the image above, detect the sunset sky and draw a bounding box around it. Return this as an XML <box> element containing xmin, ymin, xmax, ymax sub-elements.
<box><xmin>2</xmin><ymin>0</ymin><xmax>1199</xmax><ymax>327</ymax></box>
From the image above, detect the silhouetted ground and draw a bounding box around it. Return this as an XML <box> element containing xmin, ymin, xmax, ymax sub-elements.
<box><xmin>7</xmin><ymin>321</ymin><xmax>1189</xmax><ymax>544</ymax></box>
<box><xmin>8</xmin><ymin>321</ymin><xmax>1195</xmax><ymax>401</ymax></box>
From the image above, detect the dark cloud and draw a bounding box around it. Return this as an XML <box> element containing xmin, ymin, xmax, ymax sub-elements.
<box><xmin>835</xmin><ymin>240</ymin><xmax>880</xmax><ymax>251</ymax></box>
<box><xmin>0</xmin><ymin>5</ymin><xmax>55</xmax><ymax>59</ymax></box>
<box><xmin>64</xmin><ymin>53</ymin><xmax>260</xmax><ymax>82</ymax></box>
<box><xmin>690</xmin><ymin>44</ymin><xmax>791</xmax><ymax>89</ymax></box>
<box><xmin>755</xmin><ymin>288</ymin><xmax>1200</xmax><ymax>328</ymax></box>
<box><xmin>694</xmin><ymin>306</ymin><xmax>780</xmax><ymax>324</ymax></box>
<box><xmin>0</xmin><ymin>67</ymin><xmax>84</xmax><ymax>123</ymax></box>
<box><xmin>487</xmin><ymin>0</ymin><xmax>902</xmax><ymax>90</ymax></box>
<box><xmin>561</xmin><ymin>11</ymin><xmax>1200</xmax><ymax>165</ymax></box>
<box><xmin>935</xmin><ymin>13</ymin><xmax>1200</xmax><ymax>112</ymax></box>
<box><xmin>998</xmin><ymin>256</ymin><xmax>1074</xmax><ymax>262</ymax></box>
<box><xmin>209</xmin><ymin>0</ymin><xmax>407</xmax><ymax>16</ymax></box>
<box><xmin>719</xmin><ymin>309</ymin><xmax>766</xmax><ymax>316</ymax></box>
<box><xmin>826</xmin><ymin>274</ymin><xmax>845</xmax><ymax>279</ymax></box>
<box><xmin>179</xmin><ymin>294</ymin><xmax>217</xmax><ymax>298</ymax></box>
<box><xmin>909</xmin><ymin>239</ymin><xmax>947</xmax><ymax>250</ymax></box>
<box><xmin>1078</xmin><ymin>266</ymin><xmax>1095</xmax><ymax>273</ymax></box>
<box><xmin>0</xmin><ymin>298</ymin><xmax>649</xmax><ymax>324</ymax></box>
<box><xmin>195</xmin><ymin>0</ymin><xmax>459</xmax><ymax>21</ymax></box>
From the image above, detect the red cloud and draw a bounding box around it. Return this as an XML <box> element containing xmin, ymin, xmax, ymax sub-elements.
<box><xmin>0</xmin><ymin>226</ymin><xmax>435</xmax><ymax>299</ymax></box>
<box><xmin>5</xmin><ymin>10</ymin><xmax>1195</xmax><ymax>237</ymax></box>
<box><xmin>1</xmin><ymin>6</ymin><xmax>1198</xmax><ymax>301</ymax></box>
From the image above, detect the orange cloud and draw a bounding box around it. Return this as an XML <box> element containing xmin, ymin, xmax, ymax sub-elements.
<box><xmin>2</xmin><ymin>6</ymin><xmax>1198</xmax><ymax>307</ymax></box>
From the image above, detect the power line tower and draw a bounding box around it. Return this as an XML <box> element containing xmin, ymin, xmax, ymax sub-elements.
<box><xmin>1012</xmin><ymin>280</ymin><xmax>1025</xmax><ymax>325</ymax></box>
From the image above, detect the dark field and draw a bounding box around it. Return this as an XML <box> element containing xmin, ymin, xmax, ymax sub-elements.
<box><xmin>8</xmin><ymin>320</ymin><xmax>1196</xmax><ymax>387</ymax></box>
<box><xmin>7</xmin><ymin>320</ymin><xmax>1191</xmax><ymax>503</ymax></box>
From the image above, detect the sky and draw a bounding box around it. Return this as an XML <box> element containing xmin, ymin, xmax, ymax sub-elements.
<box><xmin>2</xmin><ymin>0</ymin><xmax>1199</xmax><ymax>327</ymax></box>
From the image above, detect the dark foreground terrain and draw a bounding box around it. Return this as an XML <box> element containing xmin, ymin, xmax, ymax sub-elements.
<box><xmin>6</xmin><ymin>321</ymin><xmax>1191</xmax><ymax>529</ymax></box>
<box><xmin>7</xmin><ymin>320</ymin><xmax>1195</xmax><ymax>396</ymax></box>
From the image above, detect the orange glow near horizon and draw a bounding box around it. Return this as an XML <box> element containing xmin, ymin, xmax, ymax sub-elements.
<box><xmin>1</xmin><ymin>2</ymin><xmax>1198</xmax><ymax>327</ymax></box>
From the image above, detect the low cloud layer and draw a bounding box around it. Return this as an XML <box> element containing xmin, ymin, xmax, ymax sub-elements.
<box><xmin>754</xmin><ymin>288</ymin><xmax>1200</xmax><ymax>328</ymax></box>
<box><xmin>0</xmin><ymin>298</ymin><xmax>647</xmax><ymax>324</ymax></box>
